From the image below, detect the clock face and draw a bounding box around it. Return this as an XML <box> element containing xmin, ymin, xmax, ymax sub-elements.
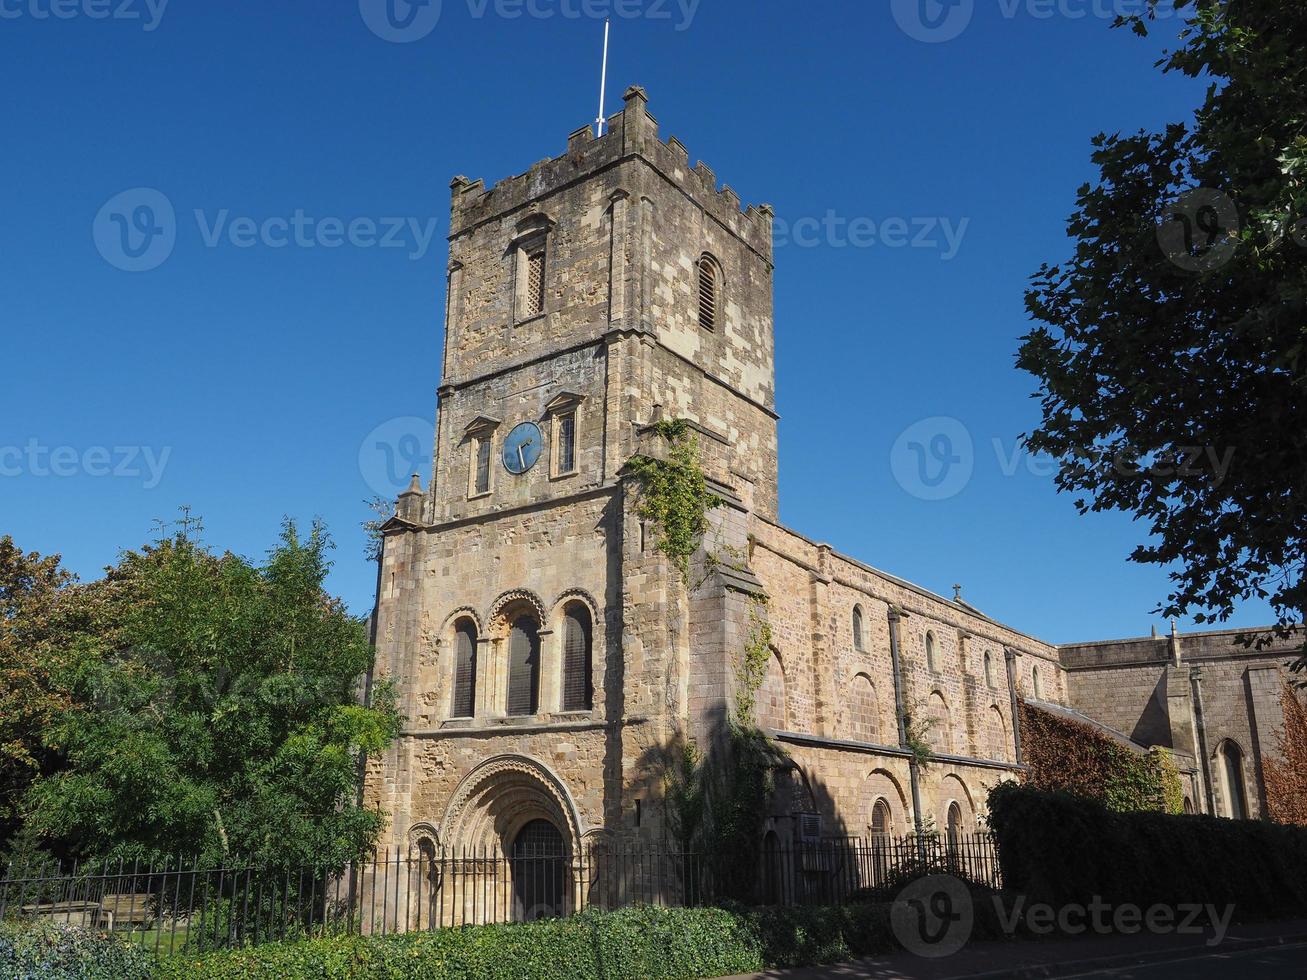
<box><xmin>502</xmin><ymin>422</ymin><xmax>544</xmax><ymax>475</ymax></box>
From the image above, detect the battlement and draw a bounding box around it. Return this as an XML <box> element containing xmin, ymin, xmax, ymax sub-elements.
<box><xmin>448</xmin><ymin>86</ymin><xmax>774</xmax><ymax>258</ymax></box>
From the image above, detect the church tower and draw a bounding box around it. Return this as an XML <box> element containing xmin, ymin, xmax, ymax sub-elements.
<box><xmin>368</xmin><ymin>86</ymin><xmax>779</xmax><ymax>862</ymax></box>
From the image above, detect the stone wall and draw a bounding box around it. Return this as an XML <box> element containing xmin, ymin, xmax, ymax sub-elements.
<box><xmin>1061</xmin><ymin>628</ymin><xmax>1301</xmax><ymax>818</ymax></box>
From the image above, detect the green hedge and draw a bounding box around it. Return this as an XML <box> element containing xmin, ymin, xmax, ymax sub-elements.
<box><xmin>154</xmin><ymin>904</ymin><xmax>908</xmax><ymax>980</ymax></box>
<box><xmin>988</xmin><ymin>782</ymin><xmax>1307</xmax><ymax>915</ymax></box>
<box><xmin>0</xmin><ymin>922</ymin><xmax>155</xmax><ymax>980</ymax></box>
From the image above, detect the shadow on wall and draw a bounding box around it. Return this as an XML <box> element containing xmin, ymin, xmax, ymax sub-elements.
<box><xmin>636</xmin><ymin>705</ymin><xmax>854</xmax><ymax>905</ymax></box>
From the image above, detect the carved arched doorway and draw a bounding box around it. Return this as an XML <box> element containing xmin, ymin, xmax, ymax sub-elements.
<box><xmin>511</xmin><ymin>818</ymin><xmax>567</xmax><ymax>921</ymax></box>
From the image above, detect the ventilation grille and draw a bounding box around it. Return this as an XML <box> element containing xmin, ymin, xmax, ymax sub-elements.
<box><xmin>697</xmin><ymin>258</ymin><xmax>717</xmax><ymax>330</ymax></box>
<box><xmin>526</xmin><ymin>249</ymin><xmax>545</xmax><ymax>317</ymax></box>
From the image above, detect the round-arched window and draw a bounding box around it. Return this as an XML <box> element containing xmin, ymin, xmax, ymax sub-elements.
<box><xmin>871</xmin><ymin>798</ymin><xmax>892</xmax><ymax>837</ymax></box>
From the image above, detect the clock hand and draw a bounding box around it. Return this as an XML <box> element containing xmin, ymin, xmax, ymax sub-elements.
<box><xmin>517</xmin><ymin>445</ymin><xmax>526</xmax><ymax>470</ymax></box>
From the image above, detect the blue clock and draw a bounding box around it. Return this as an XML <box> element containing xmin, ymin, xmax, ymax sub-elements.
<box><xmin>502</xmin><ymin>422</ymin><xmax>544</xmax><ymax>475</ymax></box>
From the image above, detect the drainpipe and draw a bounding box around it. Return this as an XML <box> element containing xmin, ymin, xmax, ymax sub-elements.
<box><xmin>1190</xmin><ymin>666</ymin><xmax>1216</xmax><ymax>815</ymax></box>
<box><xmin>1004</xmin><ymin>648</ymin><xmax>1024</xmax><ymax>767</ymax></box>
<box><xmin>888</xmin><ymin>607</ymin><xmax>925</xmax><ymax>841</ymax></box>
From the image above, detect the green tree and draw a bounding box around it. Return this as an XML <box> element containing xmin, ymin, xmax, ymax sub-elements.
<box><xmin>1017</xmin><ymin>1</ymin><xmax>1307</xmax><ymax>660</ymax></box>
<box><xmin>0</xmin><ymin>537</ymin><xmax>80</xmax><ymax>848</ymax></box>
<box><xmin>22</xmin><ymin>519</ymin><xmax>400</xmax><ymax>869</ymax></box>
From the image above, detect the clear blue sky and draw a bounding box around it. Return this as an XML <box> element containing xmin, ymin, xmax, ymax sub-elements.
<box><xmin>0</xmin><ymin>0</ymin><xmax>1274</xmax><ymax>643</ymax></box>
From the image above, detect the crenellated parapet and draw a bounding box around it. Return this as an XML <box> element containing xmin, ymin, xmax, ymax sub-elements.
<box><xmin>448</xmin><ymin>85</ymin><xmax>774</xmax><ymax>260</ymax></box>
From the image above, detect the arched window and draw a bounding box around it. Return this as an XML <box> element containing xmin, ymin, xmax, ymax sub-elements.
<box><xmin>757</xmin><ymin>648</ymin><xmax>786</xmax><ymax>730</ymax></box>
<box><xmin>561</xmin><ymin>602</ymin><xmax>593</xmax><ymax>712</ymax></box>
<box><xmin>507</xmin><ymin>615</ymin><xmax>541</xmax><ymax>716</ymax></box>
<box><xmin>852</xmin><ymin>605</ymin><xmax>865</xmax><ymax>651</ymax></box>
<box><xmin>1219</xmin><ymin>740</ymin><xmax>1248</xmax><ymax>819</ymax></box>
<box><xmin>451</xmin><ymin>618</ymin><xmax>478</xmax><ymax>718</ymax></box>
<box><xmin>848</xmin><ymin>673</ymin><xmax>880</xmax><ymax>743</ymax></box>
<box><xmin>871</xmin><ymin>798</ymin><xmax>892</xmax><ymax>837</ymax></box>
<box><xmin>927</xmin><ymin>691</ymin><xmax>952</xmax><ymax>754</ymax></box>
<box><xmin>697</xmin><ymin>255</ymin><xmax>719</xmax><ymax>330</ymax></box>
<box><xmin>925</xmin><ymin>631</ymin><xmax>938</xmax><ymax>672</ymax></box>
<box><xmin>947</xmin><ymin>802</ymin><xmax>963</xmax><ymax>847</ymax></box>
<box><xmin>1031</xmin><ymin>665</ymin><xmax>1042</xmax><ymax>699</ymax></box>
<box><xmin>989</xmin><ymin>705</ymin><xmax>1009</xmax><ymax>762</ymax></box>
<box><xmin>984</xmin><ymin>651</ymin><xmax>995</xmax><ymax>688</ymax></box>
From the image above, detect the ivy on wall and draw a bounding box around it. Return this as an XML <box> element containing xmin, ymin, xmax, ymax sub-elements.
<box><xmin>625</xmin><ymin>419</ymin><xmax>721</xmax><ymax>585</ymax></box>
<box><xmin>1155</xmin><ymin>748</ymin><xmax>1186</xmax><ymax>816</ymax></box>
<box><xmin>1019</xmin><ymin>700</ymin><xmax>1167</xmax><ymax>813</ymax></box>
<box><xmin>1265</xmin><ymin>679</ymin><xmax>1307</xmax><ymax>825</ymax></box>
<box><xmin>733</xmin><ymin>597</ymin><xmax>773</xmax><ymax>723</ymax></box>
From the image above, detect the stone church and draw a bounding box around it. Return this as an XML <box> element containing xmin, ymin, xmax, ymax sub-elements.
<box><xmin>365</xmin><ymin>87</ymin><xmax>1302</xmax><ymax>890</ymax></box>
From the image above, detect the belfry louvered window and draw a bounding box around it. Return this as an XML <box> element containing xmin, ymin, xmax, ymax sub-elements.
<box><xmin>452</xmin><ymin>619</ymin><xmax>477</xmax><ymax>718</ymax></box>
<box><xmin>526</xmin><ymin>248</ymin><xmax>546</xmax><ymax>318</ymax></box>
<box><xmin>697</xmin><ymin>256</ymin><xmax>718</xmax><ymax>330</ymax></box>
<box><xmin>507</xmin><ymin>616</ymin><xmax>540</xmax><ymax>716</ymax></box>
<box><xmin>561</xmin><ymin>603</ymin><xmax>593</xmax><ymax>711</ymax></box>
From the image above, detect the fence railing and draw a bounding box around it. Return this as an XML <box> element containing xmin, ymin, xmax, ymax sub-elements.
<box><xmin>0</xmin><ymin>832</ymin><xmax>999</xmax><ymax>955</ymax></box>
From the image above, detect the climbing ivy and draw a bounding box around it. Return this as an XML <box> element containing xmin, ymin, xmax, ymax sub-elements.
<box><xmin>1155</xmin><ymin>748</ymin><xmax>1185</xmax><ymax>815</ymax></box>
<box><xmin>733</xmin><ymin>597</ymin><xmax>773</xmax><ymax>723</ymax></box>
<box><xmin>1020</xmin><ymin>699</ymin><xmax>1168</xmax><ymax>813</ymax></box>
<box><xmin>625</xmin><ymin>419</ymin><xmax>721</xmax><ymax>585</ymax></box>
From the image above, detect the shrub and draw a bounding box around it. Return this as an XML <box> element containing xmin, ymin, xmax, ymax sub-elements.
<box><xmin>155</xmin><ymin>902</ymin><xmax>919</xmax><ymax>980</ymax></box>
<box><xmin>988</xmin><ymin>782</ymin><xmax>1307</xmax><ymax>915</ymax></box>
<box><xmin>0</xmin><ymin>922</ymin><xmax>154</xmax><ymax>980</ymax></box>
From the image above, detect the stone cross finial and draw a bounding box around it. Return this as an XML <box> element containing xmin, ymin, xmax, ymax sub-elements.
<box><xmin>953</xmin><ymin>584</ymin><xmax>963</xmax><ymax>602</ymax></box>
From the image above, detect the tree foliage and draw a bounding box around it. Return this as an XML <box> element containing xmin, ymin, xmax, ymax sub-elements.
<box><xmin>0</xmin><ymin>537</ymin><xmax>87</xmax><ymax>845</ymax></box>
<box><xmin>17</xmin><ymin>519</ymin><xmax>400</xmax><ymax>869</ymax></box>
<box><xmin>1017</xmin><ymin>0</ymin><xmax>1307</xmax><ymax>657</ymax></box>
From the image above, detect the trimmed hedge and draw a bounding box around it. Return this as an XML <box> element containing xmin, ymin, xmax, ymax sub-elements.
<box><xmin>0</xmin><ymin>922</ymin><xmax>155</xmax><ymax>980</ymax></box>
<box><xmin>989</xmin><ymin>782</ymin><xmax>1307</xmax><ymax>915</ymax></box>
<box><xmin>154</xmin><ymin>904</ymin><xmax>906</xmax><ymax>980</ymax></box>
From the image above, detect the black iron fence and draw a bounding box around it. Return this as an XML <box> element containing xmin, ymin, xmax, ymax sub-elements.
<box><xmin>0</xmin><ymin>832</ymin><xmax>999</xmax><ymax>954</ymax></box>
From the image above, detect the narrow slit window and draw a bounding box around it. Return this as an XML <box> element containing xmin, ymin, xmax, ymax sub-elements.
<box><xmin>475</xmin><ymin>437</ymin><xmax>491</xmax><ymax>495</ymax></box>
<box><xmin>526</xmin><ymin>248</ymin><xmax>545</xmax><ymax>318</ymax></box>
<box><xmin>698</xmin><ymin>256</ymin><xmax>718</xmax><ymax>330</ymax></box>
<box><xmin>557</xmin><ymin>412</ymin><xmax>576</xmax><ymax>474</ymax></box>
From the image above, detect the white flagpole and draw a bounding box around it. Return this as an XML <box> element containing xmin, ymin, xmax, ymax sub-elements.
<box><xmin>595</xmin><ymin>18</ymin><xmax>610</xmax><ymax>138</ymax></box>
